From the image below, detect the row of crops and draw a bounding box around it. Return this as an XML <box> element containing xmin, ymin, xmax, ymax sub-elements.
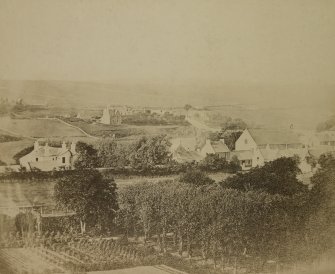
<box><xmin>0</xmin><ymin>233</ymin><xmax>153</xmax><ymax>273</ymax></box>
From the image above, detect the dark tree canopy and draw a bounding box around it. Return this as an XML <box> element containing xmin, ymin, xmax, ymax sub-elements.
<box><xmin>220</xmin><ymin>157</ymin><xmax>307</xmax><ymax>196</ymax></box>
<box><xmin>316</xmin><ymin>115</ymin><xmax>335</xmax><ymax>132</ymax></box>
<box><xmin>179</xmin><ymin>169</ymin><xmax>215</xmax><ymax>186</ymax></box>
<box><xmin>54</xmin><ymin>170</ymin><xmax>118</xmax><ymax>233</ymax></box>
<box><xmin>74</xmin><ymin>141</ymin><xmax>99</xmax><ymax>169</ymax></box>
<box><xmin>129</xmin><ymin>134</ymin><xmax>172</xmax><ymax>169</ymax></box>
<box><xmin>199</xmin><ymin>154</ymin><xmax>241</xmax><ymax>173</ymax></box>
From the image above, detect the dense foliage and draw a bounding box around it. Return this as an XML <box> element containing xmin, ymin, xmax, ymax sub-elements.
<box><xmin>0</xmin><ymin>134</ymin><xmax>22</xmax><ymax>143</ymax></box>
<box><xmin>54</xmin><ymin>169</ymin><xmax>118</xmax><ymax>234</ymax></box>
<box><xmin>199</xmin><ymin>154</ymin><xmax>241</xmax><ymax>173</ymax></box>
<box><xmin>179</xmin><ymin>170</ymin><xmax>215</xmax><ymax>186</ymax></box>
<box><xmin>316</xmin><ymin>115</ymin><xmax>335</xmax><ymax>131</ymax></box>
<box><xmin>220</xmin><ymin>157</ymin><xmax>307</xmax><ymax>195</ymax></box>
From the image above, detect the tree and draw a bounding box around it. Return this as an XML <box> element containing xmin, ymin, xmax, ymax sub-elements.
<box><xmin>184</xmin><ymin>104</ymin><xmax>193</xmax><ymax>111</ymax></box>
<box><xmin>221</xmin><ymin>117</ymin><xmax>247</xmax><ymax>131</ymax></box>
<box><xmin>307</xmin><ymin>154</ymin><xmax>335</xmax><ymax>257</ymax></box>
<box><xmin>96</xmin><ymin>138</ymin><xmax>130</xmax><ymax>168</ymax></box>
<box><xmin>316</xmin><ymin>115</ymin><xmax>335</xmax><ymax>132</ymax></box>
<box><xmin>179</xmin><ymin>169</ymin><xmax>214</xmax><ymax>186</ymax></box>
<box><xmin>74</xmin><ymin>141</ymin><xmax>99</xmax><ymax>169</ymax></box>
<box><xmin>54</xmin><ymin>170</ymin><xmax>118</xmax><ymax>234</ymax></box>
<box><xmin>129</xmin><ymin>135</ymin><xmax>172</xmax><ymax>169</ymax></box>
<box><xmin>221</xmin><ymin>130</ymin><xmax>243</xmax><ymax>150</ymax></box>
<box><xmin>220</xmin><ymin>157</ymin><xmax>307</xmax><ymax>196</ymax></box>
<box><xmin>199</xmin><ymin>154</ymin><xmax>241</xmax><ymax>173</ymax></box>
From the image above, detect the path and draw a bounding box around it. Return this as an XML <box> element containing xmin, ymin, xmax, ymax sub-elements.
<box><xmin>186</xmin><ymin>116</ymin><xmax>220</xmax><ymax>132</ymax></box>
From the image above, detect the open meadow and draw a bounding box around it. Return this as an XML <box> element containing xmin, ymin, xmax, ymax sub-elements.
<box><xmin>0</xmin><ymin>117</ymin><xmax>86</xmax><ymax>138</ymax></box>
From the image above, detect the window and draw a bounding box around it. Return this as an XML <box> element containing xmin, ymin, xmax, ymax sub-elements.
<box><xmin>62</xmin><ymin>157</ymin><xmax>66</xmax><ymax>164</ymax></box>
<box><xmin>244</xmin><ymin>139</ymin><xmax>248</xmax><ymax>144</ymax></box>
<box><xmin>36</xmin><ymin>158</ymin><xmax>38</xmax><ymax>162</ymax></box>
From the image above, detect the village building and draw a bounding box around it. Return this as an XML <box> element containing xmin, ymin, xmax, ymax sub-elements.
<box><xmin>170</xmin><ymin>137</ymin><xmax>203</xmax><ymax>163</ymax></box>
<box><xmin>234</xmin><ymin>128</ymin><xmax>306</xmax><ymax>170</ymax></box>
<box><xmin>200</xmin><ymin>139</ymin><xmax>230</xmax><ymax>160</ymax></box>
<box><xmin>100</xmin><ymin>106</ymin><xmax>122</xmax><ymax>125</ymax></box>
<box><xmin>19</xmin><ymin>141</ymin><xmax>77</xmax><ymax>171</ymax></box>
<box><xmin>316</xmin><ymin>131</ymin><xmax>335</xmax><ymax>146</ymax></box>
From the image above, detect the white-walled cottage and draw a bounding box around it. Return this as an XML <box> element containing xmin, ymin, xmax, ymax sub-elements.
<box><xmin>19</xmin><ymin>141</ymin><xmax>77</xmax><ymax>171</ymax></box>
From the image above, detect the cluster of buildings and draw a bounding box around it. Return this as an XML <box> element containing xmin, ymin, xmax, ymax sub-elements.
<box><xmin>19</xmin><ymin>141</ymin><xmax>77</xmax><ymax>171</ymax></box>
<box><xmin>170</xmin><ymin>128</ymin><xmax>335</xmax><ymax>172</ymax></box>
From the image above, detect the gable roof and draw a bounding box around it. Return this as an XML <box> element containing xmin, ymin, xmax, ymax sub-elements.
<box><xmin>248</xmin><ymin>128</ymin><xmax>301</xmax><ymax>145</ymax></box>
<box><xmin>173</xmin><ymin>145</ymin><xmax>203</xmax><ymax>163</ymax></box>
<box><xmin>210</xmin><ymin>141</ymin><xmax>230</xmax><ymax>153</ymax></box>
<box><xmin>170</xmin><ymin>137</ymin><xmax>197</xmax><ymax>152</ymax></box>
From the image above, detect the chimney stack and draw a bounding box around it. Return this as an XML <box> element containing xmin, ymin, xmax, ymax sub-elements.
<box><xmin>62</xmin><ymin>141</ymin><xmax>67</xmax><ymax>150</ymax></box>
<box><xmin>71</xmin><ymin>142</ymin><xmax>76</xmax><ymax>154</ymax></box>
<box><xmin>34</xmin><ymin>141</ymin><xmax>39</xmax><ymax>151</ymax></box>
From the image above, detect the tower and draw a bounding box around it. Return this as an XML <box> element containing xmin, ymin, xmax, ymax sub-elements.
<box><xmin>100</xmin><ymin>106</ymin><xmax>111</xmax><ymax>125</ymax></box>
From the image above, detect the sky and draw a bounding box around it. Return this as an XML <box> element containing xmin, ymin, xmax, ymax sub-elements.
<box><xmin>0</xmin><ymin>0</ymin><xmax>334</xmax><ymax>108</ymax></box>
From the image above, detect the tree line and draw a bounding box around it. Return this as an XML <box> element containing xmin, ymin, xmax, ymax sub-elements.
<box><xmin>114</xmin><ymin>155</ymin><xmax>335</xmax><ymax>271</ymax></box>
<box><xmin>74</xmin><ymin>135</ymin><xmax>241</xmax><ymax>174</ymax></box>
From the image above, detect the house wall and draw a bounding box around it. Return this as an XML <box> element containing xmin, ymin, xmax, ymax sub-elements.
<box><xmin>200</xmin><ymin>140</ymin><xmax>215</xmax><ymax>157</ymax></box>
<box><xmin>235</xmin><ymin>130</ymin><xmax>257</xmax><ymax>151</ymax></box>
<box><xmin>252</xmin><ymin>149</ymin><xmax>265</xmax><ymax>167</ymax></box>
<box><xmin>20</xmin><ymin>150</ymin><xmax>72</xmax><ymax>171</ymax></box>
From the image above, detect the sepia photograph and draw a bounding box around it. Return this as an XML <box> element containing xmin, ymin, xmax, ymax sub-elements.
<box><xmin>0</xmin><ymin>0</ymin><xmax>335</xmax><ymax>273</ymax></box>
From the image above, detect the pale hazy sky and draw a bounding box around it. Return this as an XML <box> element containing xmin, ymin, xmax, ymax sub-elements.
<box><xmin>0</xmin><ymin>0</ymin><xmax>334</xmax><ymax>108</ymax></box>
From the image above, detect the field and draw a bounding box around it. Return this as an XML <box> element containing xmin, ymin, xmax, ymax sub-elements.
<box><xmin>0</xmin><ymin>139</ymin><xmax>33</xmax><ymax>165</ymax></box>
<box><xmin>61</xmin><ymin>117</ymin><xmax>194</xmax><ymax>139</ymax></box>
<box><xmin>0</xmin><ymin>181</ymin><xmax>55</xmax><ymax>208</ymax></box>
<box><xmin>0</xmin><ymin>117</ymin><xmax>86</xmax><ymax>138</ymax></box>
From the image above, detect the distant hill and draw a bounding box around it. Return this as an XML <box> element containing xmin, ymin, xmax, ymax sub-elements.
<box><xmin>0</xmin><ymin>80</ymin><xmax>333</xmax><ymax>130</ymax></box>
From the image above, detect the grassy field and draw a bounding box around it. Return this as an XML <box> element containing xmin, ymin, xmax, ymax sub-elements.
<box><xmin>0</xmin><ymin>139</ymin><xmax>33</xmax><ymax>165</ymax></box>
<box><xmin>0</xmin><ymin>117</ymin><xmax>86</xmax><ymax>138</ymax></box>
<box><xmin>61</xmin><ymin>117</ymin><xmax>195</xmax><ymax>139</ymax></box>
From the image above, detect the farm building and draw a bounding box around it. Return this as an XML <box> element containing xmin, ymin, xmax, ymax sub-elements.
<box><xmin>19</xmin><ymin>140</ymin><xmax>77</xmax><ymax>171</ymax></box>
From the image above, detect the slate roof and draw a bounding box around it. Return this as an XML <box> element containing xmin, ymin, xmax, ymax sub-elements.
<box><xmin>34</xmin><ymin>147</ymin><xmax>69</xmax><ymax>157</ymax></box>
<box><xmin>173</xmin><ymin>145</ymin><xmax>203</xmax><ymax>163</ymax></box>
<box><xmin>170</xmin><ymin>137</ymin><xmax>197</xmax><ymax>152</ymax></box>
<box><xmin>248</xmin><ymin>128</ymin><xmax>301</xmax><ymax>145</ymax></box>
<box><xmin>210</xmin><ymin>141</ymin><xmax>230</xmax><ymax>153</ymax></box>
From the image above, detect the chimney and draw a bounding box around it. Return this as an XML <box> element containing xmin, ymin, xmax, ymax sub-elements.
<box><xmin>71</xmin><ymin>142</ymin><xmax>76</xmax><ymax>154</ymax></box>
<box><xmin>62</xmin><ymin>141</ymin><xmax>67</xmax><ymax>150</ymax></box>
<box><xmin>34</xmin><ymin>141</ymin><xmax>39</xmax><ymax>151</ymax></box>
<box><xmin>220</xmin><ymin>138</ymin><xmax>225</xmax><ymax>144</ymax></box>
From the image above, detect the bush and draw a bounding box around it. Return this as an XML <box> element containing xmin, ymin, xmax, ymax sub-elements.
<box><xmin>179</xmin><ymin>169</ymin><xmax>215</xmax><ymax>186</ymax></box>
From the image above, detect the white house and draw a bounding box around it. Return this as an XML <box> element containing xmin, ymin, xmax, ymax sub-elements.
<box><xmin>200</xmin><ymin>139</ymin><xmax>230</xmax><ymax>160</ymax></box>
<box><xmin>19</xmin><ymin>141</ymin><xmax>77</xmax><ymax>171</ymax></box>
<box><xmin>234</xmin><ymin>128</ymin><xmax>306</xmax><ymax>170</ymax></box>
